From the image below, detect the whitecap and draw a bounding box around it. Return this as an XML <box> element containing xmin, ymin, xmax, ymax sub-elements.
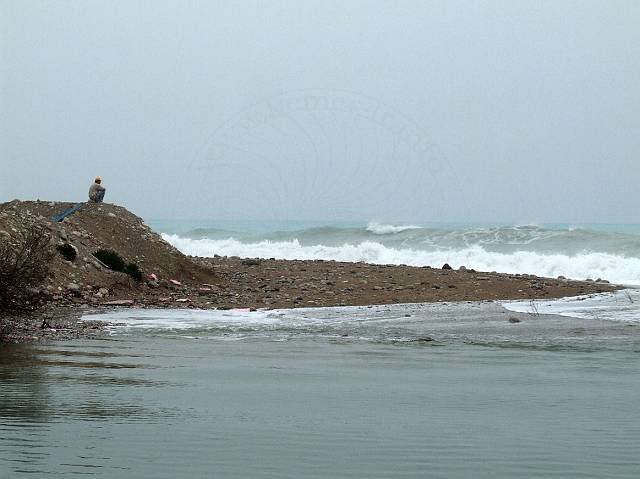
<box><xmin>365</xmin><ymin>221</ymin><xmax>422</xmax><ymax>235</ymax></box>
<box><xmin>162</xmin><ymin>234</ymin><xmax>640</xmax><ymax>285</ymax></box>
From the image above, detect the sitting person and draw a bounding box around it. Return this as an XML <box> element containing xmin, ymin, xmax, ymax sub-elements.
<box><xmin>88</xmin><ymin>176</ymin><xmax>106</xmax><ymax>203</ymax></box>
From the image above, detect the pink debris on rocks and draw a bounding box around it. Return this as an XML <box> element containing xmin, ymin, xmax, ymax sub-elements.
<box><xmin>169</xmin><ymin>279</ymin><xmax>182</xmax><ymax>286</ymax></box>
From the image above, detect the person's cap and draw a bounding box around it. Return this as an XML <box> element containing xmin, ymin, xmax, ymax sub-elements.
<box><xmin>95</xmin><ymin>176</ymin><xmax>102</xmax><ymax>182</ymax></box>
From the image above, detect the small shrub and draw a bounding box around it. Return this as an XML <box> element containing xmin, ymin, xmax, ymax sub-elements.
<box><xmin>124</xmin><ymin>263</ymin><xmax>142</xmax><ymax>282</ymax></box>
<box><xmin>93</xmin><ymin>249</ymin><xmax>125</xmax><ymax>272</ymax></box>
<box><xmin>93</xmin><ymin>249</ymin><xmax>143</xmax><ymax>281</ymax></box>
<box><xmin>57</xmin><ymin>243</ymin><xmax>77</xmax><ymax>262</ymax></box>
<box><xmin>0</xmin><ymin>224</ymin><xmax>54</xmax><ymax>312</ymax></box>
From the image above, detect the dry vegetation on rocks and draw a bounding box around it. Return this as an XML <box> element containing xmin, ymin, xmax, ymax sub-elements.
<box><xmin>0</xmin><ymin>223</ymin><xmax>55</xmax><ymax>312</ymax></box>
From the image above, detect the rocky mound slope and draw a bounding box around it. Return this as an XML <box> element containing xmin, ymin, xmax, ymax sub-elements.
<box><xmin>0</xmin><ymin>200</ymin><xmax>218</xmax><ymax>306</ymax></box>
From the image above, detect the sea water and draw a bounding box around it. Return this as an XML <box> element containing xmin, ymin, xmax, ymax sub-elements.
<box><xmin>1</xmin><ymin>299</ymin><xmax>640</xmax><ymax>478</ymax></box>
<box><xmin>2</xmin><ymin>221</ymin><xmax>640</xmax><ymax>477</ymax></box>
<box><xmin>154</xmin><ymin>220</ymin><xmax>640</xmax><ymax>285</ymax></box>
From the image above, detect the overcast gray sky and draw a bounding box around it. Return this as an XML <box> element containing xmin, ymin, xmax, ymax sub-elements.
<box><xmin>2</xmin><ymin>0</ymin><xmax>639</xmax><ymax>223</ymax></box>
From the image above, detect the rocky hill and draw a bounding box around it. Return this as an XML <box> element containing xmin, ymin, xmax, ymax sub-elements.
<box><xmin>0</xmin><ymin>200</ymin><xmax>219</xmax><ymax>307</ymax></box>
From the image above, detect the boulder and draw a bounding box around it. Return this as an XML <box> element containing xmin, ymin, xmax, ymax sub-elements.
<box><xmin>241</xmin><ymin>258</ymin><xmax>261</xmax><ymax>266</ymax></box>
<box><xmin>67</xmin><ymin>283</ymin><xmax>81</xmax><ymax>296</ymax></box>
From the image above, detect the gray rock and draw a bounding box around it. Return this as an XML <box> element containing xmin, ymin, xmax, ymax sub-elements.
<box><xmin>242</xmin><ymin>258</ymin><xmax>261</xmax><ymax>266</ymax></box>
<box><xmin>441</xmin><ymin>263</ymin><xmax>452</xmax><ymax>270</ymax></box>
<box><xmin>67</xmin><ymin>283</ymin><xmax>81</xmax><ymax>297</ymax></box>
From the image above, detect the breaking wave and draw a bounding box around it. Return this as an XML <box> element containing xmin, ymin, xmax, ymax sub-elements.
<box><xmin>162</xmin><ymin>234</ymin><xmax>640</xmax><ymax>285</ymax></box>
<box><xmin>365</xmin><ymin>221</ymin><xmax>422</xmax><ymax>235</ymax></box>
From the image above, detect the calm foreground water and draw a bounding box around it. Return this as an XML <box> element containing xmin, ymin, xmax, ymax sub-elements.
<box><xmin>1</xmin><ymin>299</ymin><xmax>640</xmax><ymax>478</ymax></box>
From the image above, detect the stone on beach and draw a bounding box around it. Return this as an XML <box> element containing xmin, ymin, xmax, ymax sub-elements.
<box><xmin>67</xmin><ymin>283</ymin><xmax>81</xmax><ymax>296</ymax></box>
<box><xmin>103</xmin><ymin>299</ymin><xmax>135</xmax><ymax>306</ymax></box>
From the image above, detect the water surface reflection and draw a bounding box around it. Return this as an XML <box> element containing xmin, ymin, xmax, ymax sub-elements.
<box><xmin>1</xmin><ymin>304</ymin><xmax>640</xmax><ymax>478</ymax></box>
<box><xmin>0</xmin><ymin>341</ymin><xmax>181</xmax><ymax>476</ymax></box>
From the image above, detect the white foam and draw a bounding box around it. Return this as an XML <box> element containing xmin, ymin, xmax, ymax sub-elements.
<box><xmin>365</xmin><ymin>221</ymin><xmax>422</xmax><ymax>234</ymax></box>
<box><xmin>502</xmin><ymin>289</ymin><xmax>640</xmax><ymax>322</ymax></box>
<box><xmin>89</xmin><ymin>308</ymin><xmax>279</xmax><ymax>330</ymax></box>
<box><xmin>163</xmin><ymin>234</ymin><xmax>640</xmax><ymax>285</ymax></box>
<box><xmin>88</xmin><ymin>306</ymin><xmax>368</xmax><ymax>332</ymax></box>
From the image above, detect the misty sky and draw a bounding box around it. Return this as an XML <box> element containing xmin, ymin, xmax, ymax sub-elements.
<box><xmin>2</xmin><ymin>0</ymin><xmax>639</xmax><ymax>223</ymax></box>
